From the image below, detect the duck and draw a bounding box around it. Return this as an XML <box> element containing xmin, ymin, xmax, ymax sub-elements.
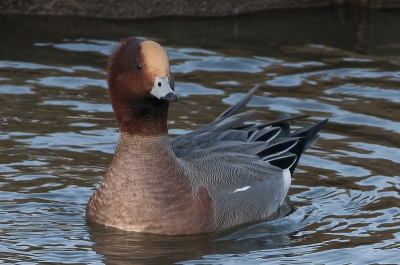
<box><xmin>85</xmin><ymin>37</ymin><xmax>328</xmax><ymax>235</ymax></box>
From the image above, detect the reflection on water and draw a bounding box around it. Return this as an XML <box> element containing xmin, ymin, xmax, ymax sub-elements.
<box><xmin>1</xmin><ymin>6</ymin><xmax>400</xmax><ymax>264</ymax></box>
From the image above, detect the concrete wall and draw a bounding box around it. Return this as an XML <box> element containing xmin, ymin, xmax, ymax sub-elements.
<box><xmin>1</xmin><ymin>0</ymin><xmax>400</xmax><ymax>19</ymax></box>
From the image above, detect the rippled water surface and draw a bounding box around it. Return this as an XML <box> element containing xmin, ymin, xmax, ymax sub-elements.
<box><xmin>1</xmin><ymin>7</ymin><xmax>400</xmax><ymax>264</ymax></box>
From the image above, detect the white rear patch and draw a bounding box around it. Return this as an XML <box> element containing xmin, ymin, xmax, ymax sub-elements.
<box><xmin>233</xmin><ymin>186</ymin><xmax>251</xmax><ymax>193</ymax></box>
<box><xmin>280</xmin><ymin>168</ymin><xmax>292</xmax><ymax>205</ymax></box>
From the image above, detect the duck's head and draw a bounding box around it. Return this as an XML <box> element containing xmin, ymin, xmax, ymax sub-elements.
<box><xmin>107</xmin><ymin>38</ymin><xmax>178</xmax><ymax>135</ymax></box>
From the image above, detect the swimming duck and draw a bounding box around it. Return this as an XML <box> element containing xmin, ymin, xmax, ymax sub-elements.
<box><xmin>85</xmin><ymin>38</ymin><xmax>328</xmax><ymax>235</ymax></box>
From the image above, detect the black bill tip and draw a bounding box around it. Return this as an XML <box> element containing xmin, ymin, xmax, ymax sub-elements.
<box><xmin>160</xmin><ymin>92</ymin><xmax>179</xmax><ymax>102</ymax></box>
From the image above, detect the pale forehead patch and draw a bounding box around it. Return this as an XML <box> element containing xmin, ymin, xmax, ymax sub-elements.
<box><xmin>140</xmin><ymin>40</ymin><xmax>170</xmax><ymax>78</ymax></box>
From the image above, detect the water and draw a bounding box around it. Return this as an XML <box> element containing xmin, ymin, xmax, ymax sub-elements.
<box><xmin>1</xmin><ymin>6</ymin><xmax>400</xmax><ymax>264</ymax></box>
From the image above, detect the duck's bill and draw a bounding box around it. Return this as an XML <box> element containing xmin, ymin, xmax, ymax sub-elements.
<box><xmin>150</xmin><ymin>76</ymin><xmax>179</xmax><ymax>102</ymax></box>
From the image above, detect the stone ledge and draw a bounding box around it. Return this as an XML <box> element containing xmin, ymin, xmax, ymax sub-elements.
<box><xmin>1</xmin><ymin>0</ymin><xmax>400</xmax><ymax>19</ymax></box>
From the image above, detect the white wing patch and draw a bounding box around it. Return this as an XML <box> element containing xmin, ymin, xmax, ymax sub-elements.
<box><xmin>233</xmin><ymin>186</ymin><xmax>251</xmax><ymax>193</ymax></box>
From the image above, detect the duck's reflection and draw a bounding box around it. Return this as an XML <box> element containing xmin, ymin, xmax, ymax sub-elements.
<box><xmin>87</xmin><ymin>204</ymin><xmax>293</xmax><ymax>265</ymax></box>
<box><xmin>87</xmin><ymin>221</ymin><xmax>213</xmax><ymax>264</ymax></box>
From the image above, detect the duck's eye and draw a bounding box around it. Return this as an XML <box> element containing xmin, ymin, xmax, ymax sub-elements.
<box><xmin>136</xmin><ymin>62</ymin><xmax>142</xmax><ymax>70</ymax></box>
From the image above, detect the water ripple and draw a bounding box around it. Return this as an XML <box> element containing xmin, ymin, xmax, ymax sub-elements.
<box><xmin>1</xmin><ymin>10</ymin><xmax>400</xmax><ymax>265</ymax></box>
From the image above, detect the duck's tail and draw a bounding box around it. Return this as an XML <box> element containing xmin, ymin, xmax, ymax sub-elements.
<box><xmin>218</xmin><ymin>86</ymin><xmax>328</xmax><ymax>175</ymax></box>
<box><xmin>270</xmin><ymin>115</ymin><xmax>328</xmax><ymax>174</ymax></box>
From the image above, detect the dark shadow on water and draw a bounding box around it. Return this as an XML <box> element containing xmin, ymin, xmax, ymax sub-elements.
<box><xmin>1</xmin><ymin>6</ymin><xmax>400</xmax><ymax>64</ymax></box>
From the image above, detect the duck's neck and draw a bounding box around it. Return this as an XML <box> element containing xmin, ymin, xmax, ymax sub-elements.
<box><xmin>112</xmin><ymin>97</ymin><xmax>170</xmax><ymax>136</ymax></box>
